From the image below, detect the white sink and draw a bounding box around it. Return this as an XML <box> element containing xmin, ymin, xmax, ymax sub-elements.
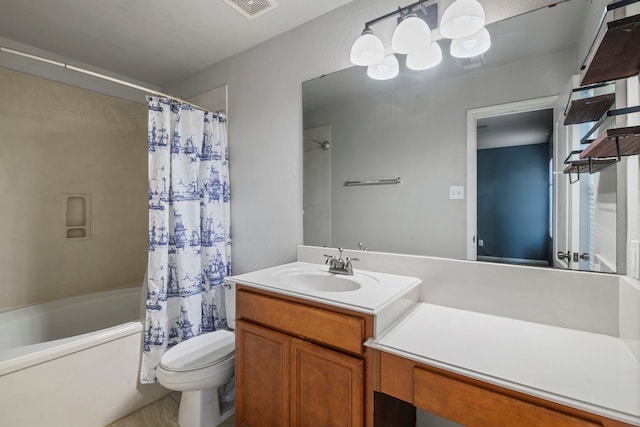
<box><xmin>226</xmin><ymin>262</ymin><xmax>422</xmax><ymax>323</ymax></box>
<box><xmin>273</xmin><ymin>269</ymin><xmax>379</xmax><ymax>292</ymax></box>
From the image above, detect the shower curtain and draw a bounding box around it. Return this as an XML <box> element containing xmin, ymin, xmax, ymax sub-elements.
<box><xmin>141</xmin><ymin>97</ymin><xmax>231</xmax><ymax>383</ymax></box>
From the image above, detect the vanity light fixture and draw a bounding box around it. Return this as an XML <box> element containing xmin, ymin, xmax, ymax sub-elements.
<box><xmin>349</xmin><ymin>0</ymin><xmax>489</xmax><ymax>80</ymax></box>
<box><xmin>367</xmin><ymin>54</ymin><xmax>400</xmax><ymax>80</ymax></box>
<box><xmin>392</xmin><ymin>14</ymin><xmax>432</xmax><ymax>54</ymax></box>
<box><xmin>439</xmin><ymin>0</ymin><xmax>486</xmax><ymax>39</ymax></box>
<box><xmin>450</xmin><ymin>27</ymin><xmax>491</xmax><ymax>58</ymax></box>
<box><xmin>406</xmin><ymin>41</ymin><xmax>443</xmax><ymax>70</ymax></box>
<box><xmin>350</xmin><ymin>28</ymin><xmax>385</xmax><ymax>66</ymax></box>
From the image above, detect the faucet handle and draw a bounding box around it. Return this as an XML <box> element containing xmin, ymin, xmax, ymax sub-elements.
<box><xmin>345</xmin><ymin>257</ymin><xmax>359</xmax><ymax>267</ymax></box>
<box><xmin>324</xmin><ymin>254</ymin><xmax>334</xmax><ymax>264</ymax></box>
<box><xmin>344</xmin><ymin>257</ymin><xmax>358</xmax><ymax>274</ymax></box>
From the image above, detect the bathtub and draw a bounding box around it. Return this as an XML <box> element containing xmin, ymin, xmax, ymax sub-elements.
<box><xmin>0</xmin><ymin>286</ymin><xmax>167</xmax><ymax>427</ymax></box>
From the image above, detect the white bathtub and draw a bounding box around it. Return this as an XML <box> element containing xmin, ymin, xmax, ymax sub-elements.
<box><xmin>0</xmin><ymin>286</ymin><xmax>167</xmax><ymax>427</ymax></box>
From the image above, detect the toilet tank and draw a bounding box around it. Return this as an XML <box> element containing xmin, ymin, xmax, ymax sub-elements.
<box><xmin>224</xmin><ymin>282</ymin><xmax>236</xmax><ymax>330</ymax></box>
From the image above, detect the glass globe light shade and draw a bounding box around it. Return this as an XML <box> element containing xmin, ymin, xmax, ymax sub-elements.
<box><xmin>450</xmin><ymin>27</ymin><xmax>491</xmax><ymax>58</ymax></box>
<box><xmin>391</xmin><ymin>16</ymin><xmax>432</xmax><ymax>54</ymax></box>
<box><xmin>367</xmin><ymin>55</ymin><xmax>400</xmax><ymax>80</ymax></box>
<box><xmin>440</xmin><ymin>0</ymin><xmax>486</xmax><ymax>39</ymax></box>
<box><xmin>406</xmin><ymin>42</ymin><xmax>442</xmax><ymax>70</ymax></box>
<box><xmin>350</xmin><ymin>28</ymin><xmax>385</xmax><ymax>66</ymax></box>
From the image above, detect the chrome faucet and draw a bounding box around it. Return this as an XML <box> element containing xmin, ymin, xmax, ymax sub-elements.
<box><xmin>324</xmin><ymin>247</ymin><xmax>358</xmax><ymax>275</ymax></box>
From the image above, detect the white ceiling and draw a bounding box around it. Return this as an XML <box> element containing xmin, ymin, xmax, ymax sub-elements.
<box><xmin>0</xmin><ymin>0</ymin><xmax>353</xmax><ymax>86</ymax></box>
<box><xmin>477</xmin><ymin>109</ymin><xmax>554</xmax><ymax>150</ymax></box>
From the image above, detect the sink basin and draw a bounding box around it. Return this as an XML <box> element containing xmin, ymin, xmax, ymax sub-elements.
<box><xmin>273</xmin><ymin>269</ymin><xmax>379</xmax><ymax>292</ymax></box>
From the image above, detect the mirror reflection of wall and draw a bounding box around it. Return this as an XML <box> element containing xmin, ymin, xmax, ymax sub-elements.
<box><xmin>303</xmin><ymin>125</ymin><xmax>332</xmax><ymax>248</ymax></box>
<box><xmin>302</xmin><ymin>0</ymin><xmax>629</xmax><ymax>273</ymax></box>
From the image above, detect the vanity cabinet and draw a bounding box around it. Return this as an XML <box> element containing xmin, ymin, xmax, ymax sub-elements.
<box><xmin>375</xmin><ymin>351</ymin><xmax>634</xmax><ymax>427</ymax></box>
<box><xmin>236</xmin><ymin>320</ymin><xmax>290</xmax><ymax>426</ymax></box>
<box><xmin>235</xmin><ymin>285</ymin><xmax>374</xmax><ymax>427</ymax></box>
<box><xmin>291</xmin><ymin>338</ymin><xmax>363</xmax><ymax>426</ymax></box>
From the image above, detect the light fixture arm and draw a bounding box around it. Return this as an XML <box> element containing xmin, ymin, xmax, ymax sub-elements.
<box><xmin>351</xmin><ymin>0</ymin><xmax>490</xmax><ymax>79</ymax></box>
<box><xmin>364</xmin><ymin>0</ymin><xmax>438</xmax><ymax>29</ymax></box>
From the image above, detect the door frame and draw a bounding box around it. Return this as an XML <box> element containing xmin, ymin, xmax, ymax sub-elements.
<box><xmin>466</xmin><ymin>96</ymin><xmax>559</xmax><ymax>261</ymax></box>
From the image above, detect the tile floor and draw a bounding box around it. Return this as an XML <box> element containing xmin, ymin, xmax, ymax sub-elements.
<box><xmin>107</xmin><ymin>394</ymin><xmax>235</xmax><ymax>427</ymax></box>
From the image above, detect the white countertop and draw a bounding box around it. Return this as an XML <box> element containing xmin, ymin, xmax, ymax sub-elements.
<box><xmin>367</xmin><ymin>303</ymin><xmax>640</xmax><ymax>426</ymax></box>
<box><xmin>225</xmin><ymin>261</ymin><xmax>421</xmax><ymax>315</ymax></box>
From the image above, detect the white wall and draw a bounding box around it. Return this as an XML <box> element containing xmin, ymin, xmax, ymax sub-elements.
<box><xmin>188</xmin><ymin>85</ymin><xmax>228</xmax><ymax>113</ymax></box>
<box><xmin>304</xmin><ymin>49</ymin><xmax>574</xmax><ymax>258</ymax></box>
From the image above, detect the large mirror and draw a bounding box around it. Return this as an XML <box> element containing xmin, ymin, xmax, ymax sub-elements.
<box><xmin>302</xmin><ymin>0</ymin><xmax>622</xmax><ymax>273</ymax></box>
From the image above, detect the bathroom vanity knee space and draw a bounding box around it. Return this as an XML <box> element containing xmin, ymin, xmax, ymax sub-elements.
<box><xmin>374</xmin><ymin>351</ymin><xmax>634</xmax><ymax>427</ymax></box>
<box><xmin>234</xmin><ymin>285</ymin><xmax>374</xmax><ymax>427</ymax></box>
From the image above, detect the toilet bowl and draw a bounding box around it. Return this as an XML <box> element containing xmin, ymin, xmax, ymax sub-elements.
<box><xmin>156</xmin><ymin>284</ymin><xmax>236</xmax><ymax>427</ymax></box>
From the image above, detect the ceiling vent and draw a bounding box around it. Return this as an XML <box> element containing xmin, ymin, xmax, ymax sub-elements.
<box><xmin>223</xmin><ymin>0</ymin><xmax>278</xmax><ymax>19</ymax></box>
<box><xmin>455</xmin><ymin>53</ymin><xmax>487</xmax><ymax>70</ymax></box>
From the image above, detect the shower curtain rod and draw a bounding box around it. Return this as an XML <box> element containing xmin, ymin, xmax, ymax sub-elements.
<box><xmin>0</xmin><ymin>45</ymin><xmax>213</xmax><ymax>113</ymax></box>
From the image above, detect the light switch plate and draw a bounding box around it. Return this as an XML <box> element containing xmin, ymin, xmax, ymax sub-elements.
<box><xmin>631</xmin><ymin>240</ymin><xmax>640</xmax><ymax>280</ymax></box>
<box><xmin>449</xmin><ymin>186</ymin><xmax>464</xmax><ymax>200</ymax></box>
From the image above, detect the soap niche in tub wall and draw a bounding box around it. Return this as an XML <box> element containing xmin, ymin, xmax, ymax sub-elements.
<box><xmin>61</xmin><ymin>193</ymin><xmax>91</xmax><ymax>240</ymax></box>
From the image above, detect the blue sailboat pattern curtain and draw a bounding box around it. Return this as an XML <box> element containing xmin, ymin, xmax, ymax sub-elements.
<box><xmin>141</xmin><ymin>97</ymin><xmax>231</xmax><ymax>384</ymax></box>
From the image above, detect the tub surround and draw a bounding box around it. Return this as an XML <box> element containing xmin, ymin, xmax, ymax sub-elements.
<box><xmin>231</xmin><ymin>245</ymin><xmax>639</xmax><ymax>426</ymax></box>
<box><xmin>0</xmin><ymin>66</ymin><xmax>148</xmax><ymax>311</ymax></box>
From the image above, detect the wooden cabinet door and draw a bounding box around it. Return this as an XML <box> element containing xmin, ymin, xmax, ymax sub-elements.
<box><xmin>236</xmin><ymin>320</ymin><xmax>291</xmax><ymax>427</ymax></box>
<box><xmin>291</xmin><ymin>338</ymin><xmax>364</xmax><ymax>427</ymax></box>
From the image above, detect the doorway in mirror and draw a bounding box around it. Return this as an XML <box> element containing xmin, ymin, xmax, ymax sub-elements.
<box><xmin>466</xmin><ymin>96</ymin><xmax>559</xmax><ymax>268</ymax></box>
<box><xmin>476</xmin><ymin>109</ymin><xmax>554</xmax><ymax>267</ymax></box>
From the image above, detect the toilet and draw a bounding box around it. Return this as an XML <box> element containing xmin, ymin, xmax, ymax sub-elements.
<box><xmin>156</xmin><ymin>284</ymin><xmax>236</xmax><ymax>427</ymax></box>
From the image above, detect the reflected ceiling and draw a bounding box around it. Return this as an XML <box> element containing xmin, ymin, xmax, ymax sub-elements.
<box><xmin>303</xmin><ymin>1</ymin><xmax>584</xmax><ymax>114</ymax></box>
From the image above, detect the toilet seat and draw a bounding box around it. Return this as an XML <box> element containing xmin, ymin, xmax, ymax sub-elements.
<box><xmin>157</xmin><ymin>330</ymin><xmax>235</xmax><ymax>391</ymax></box>
<box><xmin>160</xmin><ymin>330</ymin><xmax>235</xmax><ymax>372</ymax></box>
